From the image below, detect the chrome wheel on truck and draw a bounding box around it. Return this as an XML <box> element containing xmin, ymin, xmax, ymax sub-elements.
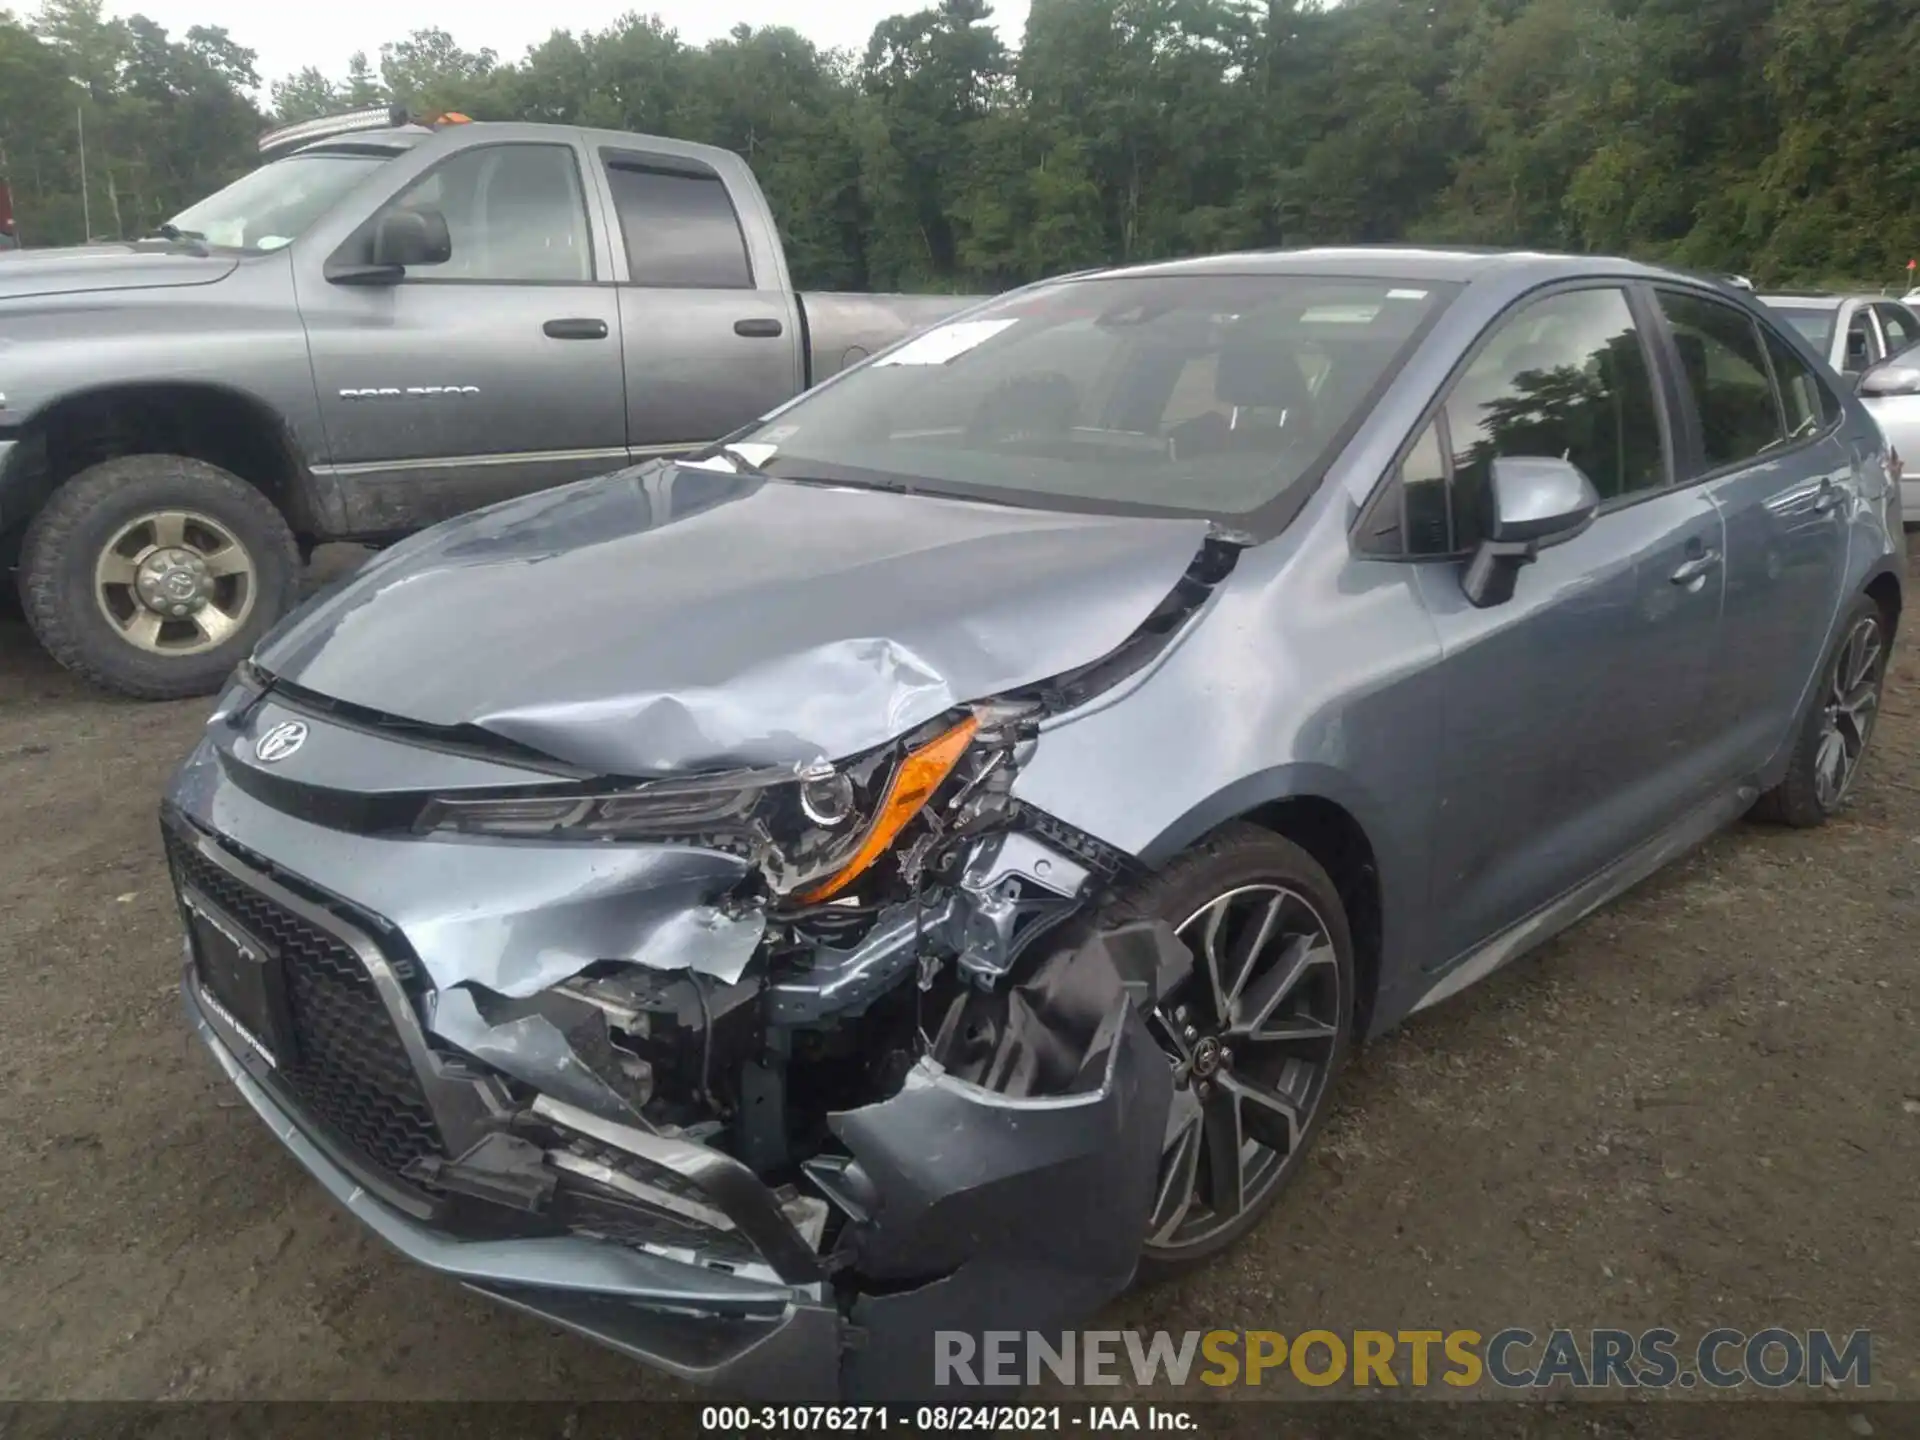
<box><xmin>93</xmin><ymin>508</ymin><xmax>259</xmax><ymax>656</ymax></box>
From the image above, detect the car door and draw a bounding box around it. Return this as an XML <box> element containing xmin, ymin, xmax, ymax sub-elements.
<box><xmin>1872</xmin><ymin>302</ymin><xmax>1919</xmax><ymax>360</ymax></box>
<box><xmin>590</xmin><ymin>147</ymin><xmax>803</xmax><ymax>456</ymax></box>
<box><xmin>297</xmin><ymin>138</ymin><xmax>628</xmax><ymax>533</ymax></box>
<box><xmin>1650</xmin><ymin>287</ymin><xmax>1853</xmax><ymax>779</ymax></box>
<box><xmin>1839</xmin><ymin>302</ymin><xmax>1883</xmax><ymax>379</ymax></box>
<box><xmin>1398</xmin><ymin>284</ymin><xmax>1726</xmax><ymax>966</ymax></box>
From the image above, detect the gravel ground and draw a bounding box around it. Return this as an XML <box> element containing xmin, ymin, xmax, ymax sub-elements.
<box><xmin>0</xmin><ymin>542</ymin><xmax>1916</xmax><ymax>1431</ymax></box>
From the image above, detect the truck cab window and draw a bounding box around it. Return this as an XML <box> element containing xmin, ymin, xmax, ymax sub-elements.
<box><xmin>377</xmin><ymin>143</ymin><xmax>592</xmax><ymax>283</ymax></box>
<box><xmin>604</xmin><ymin>162</ymin><xmax>753</xmax><ymax>289</ymax></box>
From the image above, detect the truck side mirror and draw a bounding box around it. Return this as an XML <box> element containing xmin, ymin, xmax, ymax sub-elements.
<box><xmin>371</xmin><ymin>208</ymin><xmax>451</xmax><ymax>269</ymax></box>
<box><xmin>328</xmin><ymin>208</ymin><xmax>452</xmax><ymax>284</ymax></box>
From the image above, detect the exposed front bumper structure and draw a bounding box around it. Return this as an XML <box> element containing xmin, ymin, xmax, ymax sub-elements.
<box><xmin>185</xmin><ymin>981</ymin><xmax>850</xmax><ymax>1396</ymax></box>
<box><xmin>170</xmin><ymin>787</ymin><xmax>1182</xmax><ymax>1400</ymax></box>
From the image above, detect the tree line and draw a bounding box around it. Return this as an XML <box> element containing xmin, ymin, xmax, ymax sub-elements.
<box><xmin>2</xmin><ymin>0</ymin><xmax>1916</xmax><ymax>291</ymax></box>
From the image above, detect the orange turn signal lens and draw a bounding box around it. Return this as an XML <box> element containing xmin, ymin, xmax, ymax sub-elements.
<box><xmin>797</xmin><ymin>714</ymin><xmax>980</xmax><ymax>903</ymax></box>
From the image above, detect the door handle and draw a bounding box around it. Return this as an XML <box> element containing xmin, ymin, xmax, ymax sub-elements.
<box><xmin>1811</xmin><ymin>478</ymin><xmax>1843</xmax><ymax>514</ymax></box>
<box><xmin>1670</xmin><ymin>549</ymin><xmax>1722</xmax><ymax>586</ymax></box>
<box><xmin>543</xmin><ymin>318</ymin><xmax>608</xmax><ymax>340</ymax></box>
<box><xmin>734</xmin><ymin>318</ymin><xmax>784</xmax><ymax>339</ymax></box>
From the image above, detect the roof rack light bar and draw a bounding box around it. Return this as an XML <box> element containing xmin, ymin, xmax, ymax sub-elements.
<box><xmin>258</xmin><ymin>105</ymin><xmax>410</xmax><ymax>156</ymax></box>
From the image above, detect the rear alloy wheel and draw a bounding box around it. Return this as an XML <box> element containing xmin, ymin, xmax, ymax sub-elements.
<box><xmin>1811</xmin><ymin>611</ymin><xmax>1885</xmax><ymax>811</ymax></box>
<box><xmin>1120</xmin><ymin>826</ymin><xmax>1355</xmax><ymax>1274</ymax></box>
<box><xmin>1753</xmin><ymin>595</ymin><xmax>1891</xmax><ymax>828</ymax></box>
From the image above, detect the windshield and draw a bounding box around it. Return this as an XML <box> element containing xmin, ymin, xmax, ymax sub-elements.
<box><xmin>167</xmin><ymin>151</ymin><xmax>392</xmax><ymax>252</ymax></box>
<box><xmin>739</xmin><ymin>273</ymin><xmax>1455</xmax><ymax>520</ymax></box>
<box><xmin>1772</xmin><ymin>306</ymin><xmax>1836</xmax><ymax>351</ymax></box>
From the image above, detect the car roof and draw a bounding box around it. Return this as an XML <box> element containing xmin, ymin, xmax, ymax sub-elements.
<box><xmin>1086</xmin><ymin>245</ymin><xmax>1719</xmax><ymax>290</ymax></box>
<box><xmin>1756</xmin><ymin>292</ymin><xmax>1889</xmax><ymax>310</ymax></box>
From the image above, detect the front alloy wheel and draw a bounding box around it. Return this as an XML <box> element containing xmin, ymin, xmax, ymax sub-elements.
<box><xmin>1120</xmin><ymin>826</ymin><xmax>1355</xmax><ymax>1271</ymax></box>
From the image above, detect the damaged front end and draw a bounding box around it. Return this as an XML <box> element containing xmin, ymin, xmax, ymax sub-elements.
<box><xmin>167</xmin><ymin>538</ymin><xmax>1239</xmax><ymax>1398</ymax></box>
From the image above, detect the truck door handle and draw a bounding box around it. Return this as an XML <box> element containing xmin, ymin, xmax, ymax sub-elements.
<box><xmin>1670</xmin><ymin>549</ymin><xmax>1722</xmax><ymax>586</ymax></box>
<box><xmin>734</xmin><ymin>318</ymin><xmax>783</xmax><ymax>338</ymax></box>
<box><xmin>543</xmin><ymin>318</ymin><xmax>608</xmax><ymax>340</ymax></box>
<box><xmin>1811</xmin><ymin>478</ymin><xmax>1843</xmax><ymax>514</ymax></box>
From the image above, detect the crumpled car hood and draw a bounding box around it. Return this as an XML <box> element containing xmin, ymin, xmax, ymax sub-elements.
<box><xmin>258</xmin><ymin>463</ymin><xmax>1211</xmax><ymax>775</ymax></box>
<box><xmin>0</xmin><ymin>243</ymin><xmax>238</xmax><ymax>300</ymax></box>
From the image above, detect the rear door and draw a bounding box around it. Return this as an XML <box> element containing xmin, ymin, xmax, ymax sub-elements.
<box><xmin>297</xmin><ymin>138</ymin><xmax>627</xmax><ymax>533</ymax></box>
<box><xmin>589</xmin><ymin>147</ymin><xmax>803</xmax><ymax>455</ymax></box>
<box><xmin>1397</xmin><ymin>284</ymin><xmax>1727</xmax><ymax>964</ymax></box>
<box><xmin>1650</xmin><ymin>287</ymin><xmax>1852</xmax><ymax>779</ymax></box>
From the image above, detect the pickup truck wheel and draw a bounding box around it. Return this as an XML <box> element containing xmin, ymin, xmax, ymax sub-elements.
<box><xmin>19</xmin><ymin>455</ymin><xmax>299</xmax><ymax>699</ymax></box>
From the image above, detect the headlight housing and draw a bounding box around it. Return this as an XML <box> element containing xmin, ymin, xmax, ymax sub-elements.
<box><xmin>414</xmin><ymin>712</ymin><xmax>983</xmax><ymax>899</ymax></box>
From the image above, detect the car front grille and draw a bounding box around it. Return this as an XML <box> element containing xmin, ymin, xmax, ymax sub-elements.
<box><xmin>165</xmin><ymin>827</ymin><xmax>447</xmax><ymax>1188</ymax></box>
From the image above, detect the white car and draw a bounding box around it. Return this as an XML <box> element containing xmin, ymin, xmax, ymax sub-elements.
<box><xmin>1859</xmin><ymin>350</ymin><xmax>1920</xmax><ymax>526</ymax></box>
<box><xmin>1759</xmin><ymin>293</ymin><xmax>1920</xmax><ymax>525</ymax></box>
<box><xmin>1759</xmin><ymin>292</ymin><xmax>1920</xmax><ymax>377</ymax></box>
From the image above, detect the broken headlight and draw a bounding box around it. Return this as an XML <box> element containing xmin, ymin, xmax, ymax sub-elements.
<box><xmin>414</xmin><ymin>712</ymin><xmax>985</xmax><ymax>898</ymax></box>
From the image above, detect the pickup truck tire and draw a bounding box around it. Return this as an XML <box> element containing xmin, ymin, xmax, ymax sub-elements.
<box><xmin>19</xmin><ymin>455</ymin><xmax>299</xmax><ymax>700</ymax></box>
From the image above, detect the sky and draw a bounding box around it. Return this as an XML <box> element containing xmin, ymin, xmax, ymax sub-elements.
<box><xmin>101</xmin><ymin>0</ymin><xmax>1036</xmax><ymax>91</ymax></box>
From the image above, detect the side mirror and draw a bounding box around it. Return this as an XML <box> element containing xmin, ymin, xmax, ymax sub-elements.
<box><xmin>1858</xmin><ymin>355</ymin><xmax>1920</xmax><ymax>399</ymax></box>
<box><xmin>1461</xmin><ymin>456</ymin><xmax>1601</xmax><ymax>609</ymax></box>
<box><xmin>329</xmin><ymin>207</ymin><xmax>451</xmax><ymax>284</ymax></box>
<box><xmin>371</xmin><ymin>207</ymin><xmax>451</xmax><ymax>269</ymax></box>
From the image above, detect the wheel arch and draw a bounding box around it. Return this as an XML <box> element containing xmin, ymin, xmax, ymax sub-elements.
<box><xmin>2</xmin><ymin>380</ymin><xmax>318</xmax><ymax>542</ymax></box>
<box><xmin>1136</xmin><ymin>766</ymin><xmax>1397</xmax><ymax>1041</ymax></box>
<box><xmin>1863</xmin><ymin>563</ymin><xmax>1902</xmax><ymax>638</ymax></box>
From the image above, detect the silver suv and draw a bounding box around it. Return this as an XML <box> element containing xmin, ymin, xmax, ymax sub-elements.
<box><xmin>165</xmin><ymin>248</ymin><xmax>1903</xmax><ymax>1401</ymax></box>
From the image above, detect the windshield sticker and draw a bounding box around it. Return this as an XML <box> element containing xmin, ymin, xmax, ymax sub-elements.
<box><xmin>875</xmin><ymin>319</ymin><xmax>1019</xmax><ymax>367</ymax></box>
<box><xmin>1387</xmin><ymin>288</ymin><xmax>1430</xmax><ymax>300</ymax></box>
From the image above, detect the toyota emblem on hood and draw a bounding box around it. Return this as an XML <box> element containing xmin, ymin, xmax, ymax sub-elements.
<box><xmin>253</xmin><ymin>720</ymin><xmax>308</xmax><ymax>763</ymax></box>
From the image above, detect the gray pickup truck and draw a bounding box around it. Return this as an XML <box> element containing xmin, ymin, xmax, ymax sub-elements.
<box><xmin>0</xmin><ymin>108</ymin><xmax>982</xmax><ymax>698</ymax></box>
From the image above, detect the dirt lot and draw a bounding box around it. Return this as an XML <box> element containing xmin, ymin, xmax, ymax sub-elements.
<box><xmin>0</xmin><ymin>543</ymin><xmax>1917</xmax><ymax>1427</ymax></box>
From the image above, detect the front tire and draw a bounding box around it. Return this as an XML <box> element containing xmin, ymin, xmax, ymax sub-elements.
<box><xmin>1752</xmin><ymin>595</ymin><xmax>1891</xmax><ymax>828</ymax></box>
<box><xmin>1109</xmin><ymin>824</ymin><xmax>1356</xmax><ymax>1278</ymax></box>
<box><xmin>18</xmin><ymin>455</ymin><xmax>299</xmax><ymax>700</ymax></box>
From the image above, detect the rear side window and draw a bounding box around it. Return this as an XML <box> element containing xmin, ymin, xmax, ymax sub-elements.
<box><xmin>1760</xmin><ymin>325</ymin><xmax>1836</xmax><ymax>437</ymax></box>
<box><xmin>1655</xmin><ymin>291</ymin><xmax>1783</xmax><ymax>470</ymax></box>
<box><xmin>603</xmin><ymin>159</ymin><xmax>753</xmax><ymax>289</ymax></box>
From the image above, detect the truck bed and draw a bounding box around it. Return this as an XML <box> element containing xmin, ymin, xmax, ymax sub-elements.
<box><xmin>800</xmin><ymin>292</ymin><xmax>988</xmax><ymax>384</ymax></box>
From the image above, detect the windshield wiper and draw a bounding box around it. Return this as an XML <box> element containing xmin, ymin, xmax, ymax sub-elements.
<box><xmin>146</xmin><ymin>223</ymin><xmax>210</xmax><ymax>254</ymax></box>
<box><xmin>681</xmin><ymin>442</ymin><xmax>771</xmax><ymax>476</ymax></box>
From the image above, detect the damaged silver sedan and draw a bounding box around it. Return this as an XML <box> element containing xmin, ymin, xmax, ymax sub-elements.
<box><xmin>164</xmin><ymin>247</ymin><xmax>1902</xmax><ymax>1399</ymax></box>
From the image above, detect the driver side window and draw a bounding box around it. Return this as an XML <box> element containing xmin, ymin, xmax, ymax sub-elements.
<box><xmin>374</xmin><ymin>143</ymin><xmax>593</xmax><ymax>283</ymax></box>
<box><xmin>1383</xmin><ymin>287</ymin><xmax>1665</xmax><ymax>557</ymax></box>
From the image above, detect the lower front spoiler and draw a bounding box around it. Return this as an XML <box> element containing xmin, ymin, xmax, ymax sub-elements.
<box><xmin>185</xmin><ymin>982</ymin><xmax>847</xmax><ymax>1400</ymax></box>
